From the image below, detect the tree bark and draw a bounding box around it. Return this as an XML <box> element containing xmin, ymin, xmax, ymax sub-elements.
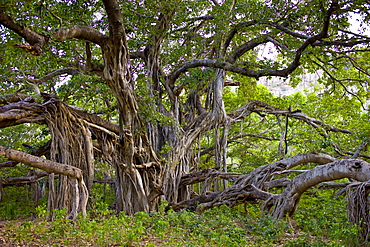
<box><xmin>172</xmin><ymin>153</ymin><xmax>337</xmax><ymax>212</ymax></box>
<box><xmin>101</xmin><ymin>0</ymin><xmax>162</xmax><ymax>214</ymax></box>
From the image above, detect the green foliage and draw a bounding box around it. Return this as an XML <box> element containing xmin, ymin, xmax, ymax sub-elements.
<box><xmin>294</xmin><ymin>191</ymin><xmax>361</xmax><ymax>246</ymax></box>
<box><xmin>34</xmin><ymin>204</ymin><xmax>47</xmax><ymax>219</ymax></box>
<box><xmin>0</xmin><ymin>186</ymin><xmax>36</xmax><ymax>220</ymax></box>
<box><xmin>220</xmin><ymin>78</ymin><xmax>370</xmax><ymax>171</ymax></box>
<box><xmin>1</xmin><ymin>190</ymin><xmax>363</xmax><ymax>246</ymax></box>
<box><xmin>88</xmin><ymin>184</ymin><xmax>116</xmax><ymax>218</ymax></box>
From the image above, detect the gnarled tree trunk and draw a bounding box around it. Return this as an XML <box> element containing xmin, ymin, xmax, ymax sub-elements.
<box><xmin>100</xmin><ymin>0</ymin><xmax>161</xmax><ymax>214</ymax></box>
<box><xmin>171</xmin><ymin>154</ymin><xmax>370</xmax><ymax>222</ymax></box>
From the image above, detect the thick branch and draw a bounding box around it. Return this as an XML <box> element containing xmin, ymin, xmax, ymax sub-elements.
<box><xmin>0</xmin><ymin>100</ymin><xmax>46</xmax><ymax>128</ymax></box>
<box><xmin>0</xmin><ymin>93</ymin><xmax>30</xmax><ymax>105</ymax></box>
<box><xmin>175</xmin><ymin>153</ymin><xmax>336</xmax><ymax>213</ymax></box>
<box><xmin>0</xmin><ymin>140</ymin><xmax>51</xmax><ymax>169</ymax></box>
<box><xmin>222</xmin><ymin>21</ymin><xmax>258</xmax><ymax>56</ymax></box>
<box><xmin>0</xmin><ymin>160</ymin><xmax>18</xmax><ymax>168</ymax></box>
<box><xmin>70</xmin><ymin>107</ymin><xmax>120</xmax><ymax>134</ymax></box>
<box><xmin>0</xmin><ymin>146</ymin><xmax>83</xmax><ymax>179</ymax></box>
<box><xmin>168</xmin><ymin>1</ymin><xmax>340</xmax><ymax>84</ymax></box>
<box><xmin>351</xmin><ymin>141</ymin><xmax>369</xmax><ymax>159</ymax></box>
<box><xmin>0</xmin><ymin>94</ymin><xmax>120</xmax><ymax>136</ymax></box>
<box><xmin>234</xmin><ymin>152</ymin><xmax>336</xmax><ymax>188</ymax></box>
<box><xmin>54</xmin><ymin>25</ymin><xmax>107</xmax><ymax>45</ymax></box>
<box><xmin>197</xmin><ymin>185</ymin><xmax>274</xmax><ymax>212</ymax></box>
<box><xmin>229</xmin><ymin>100</ymin><xmax>352</xmax><ymax>136</ymax></box>
<box><xmin>0</xmin><ymin>10</ymin><xmax>47</xmax><ymax>55</ymax></box>
<box><xmin>226</xmin><ymin>35</ymin><xmax>270</xmax><ymax>63</ymax></box>
<box><xmin>2</xmin><ymin>172</ymin><xmax>48</xmax><ymax>187</ymax></box>
<box><xmin>267</xmin><ymin>159</ymin><xmax>370</xmax><ymax>218</ymax></box>
<box><xmin>180</xmin><ymin>168</ymin><xmax>242</xmax><ymax>186</ymax></box>
<box><xmin>27</xmin><ymin>68</ymin><xmax>80</xmax><ymax>84</ymax></box>
<box><xmin>102</xmin><ymin>0</ymin><xmax>126</xmax><ymax>39</ymax></box>
<box><xmin>261</xmin><ymin>21</ymin><xmax>309</xmax><ymax>39</ymax></box>
<box><xmin>167</xmin><ymin>59</ymin><xmax>260</xmax><ymax>84</ymax></box>
<box><xmin>313</xmin><ymin>39</ymin><xmax>370</xmax><ymax>47</ymax></box>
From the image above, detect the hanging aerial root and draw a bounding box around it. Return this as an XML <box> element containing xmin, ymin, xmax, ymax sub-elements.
<box><xmin>347</xmin><ymin>181</ymin><xmax>370</xmax><ymax>242</ymax></box>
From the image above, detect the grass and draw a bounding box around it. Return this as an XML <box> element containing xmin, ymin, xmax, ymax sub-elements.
<box><xmin>0</xmin><ymin>186</ymin><xmax>363</xmax><ymax>246</ymax></box>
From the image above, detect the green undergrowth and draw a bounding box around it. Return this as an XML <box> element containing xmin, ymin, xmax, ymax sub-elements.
<box><xmin>0</xmin><ymin>186</ymin><xmax>47</xmax><ymax>220</ymax></box>
<box><xmin>1</xmin><ymin>190</ymin><xmax>363</xmax><ymax>247</ymax></box>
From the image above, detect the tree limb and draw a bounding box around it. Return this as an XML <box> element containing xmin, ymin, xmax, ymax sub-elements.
<box><xmin>261</xmin><ymin>21</ymin><xmax>309</xmax><ymax>39</ymax></box>
<box><xmin>226</xmin><ymin>35</ymin><xmax>271</xmax><ymax>63</ymax></box>
<box><xmin>168</xmin><ymin>1</ymin><xmax>340</xmax><ymax>84</ymax></box>
<box><xmin>0</xmin><ymin>146</ymin><xmax>88</xmax><ymax>219</ymax></box>
<box><xmin>351</xmin><ymin>141</ymin><xmax>369</xmax><ymax>159</ymax></box>
<box><xmin>229</xmin><ymin>100</ymin><xmax>352</xmax><ymax>137</ymax></box>
<box><xmin>27</xmin><ymin>68</ymin><xmax>80</xmax><ymax>84</ymax></box>
<box><xmin>0</xmin><ymin>10</ymin><xmax>47</xmax><ymax>55</ymax></box>
<box><xmin>222</xmin><ymin>21</ymin><xmax>257</xmax><ymax>56</ymax></box>
<box><xmin>266</xmin><ymin>159</ymin><xmax>370</xmax><ymax>218</ymax></box>
<box><xmin>54</xmin><ymin>25</ymin><xmax>107</xmax><ymax>45</ymax></box>
<box><xmin>2</xmin><ymin>172</ymin><xmax>48</xmax><ymax>187</ymax></box>
<box><xmin>102</xmin><ymin>0</ymin><xmax>126</xmax><ymax>39</ymax></box>
<box><xmin>0</xmin><ymin>146</ymin><xmax>82</xmax><ymax>179</ymax></box>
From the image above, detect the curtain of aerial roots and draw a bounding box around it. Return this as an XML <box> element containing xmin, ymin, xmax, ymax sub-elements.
<box><xmin>165</xmin><ymin>68</ymin><xmax>228</xmax><ymax>204</ymax></box>
<box><xmin>45</xmin><ymin>99</ymin><xmax>93</xmax><ymax>217</ymax></box>
<box><xmin>163</xmin><ymin>145</ymin><xmax>191</xmax><ymax>204</ymax></box>
<box><xmin>212</xmin><ymin>121</ymin><xmax>230</xmax><ymax>192</ymax></box>
<box><xmin>94</xmin><ymin>128</ymin><xmax>162</xmax><ymax>213</ymax></box>
<box><xmin>101</xmin><ymin>35</ymin><xmax>158</xmax><ymax>214</ymax></box>
<box><xmin>210</xmin><ymin>68</ymin><xmax>228</xmax><ymax>193</ymax></box>
<box><xmin>347</xmin><ymin>181</ymin><xmax>370</xmax><ymax>242</ymax></box>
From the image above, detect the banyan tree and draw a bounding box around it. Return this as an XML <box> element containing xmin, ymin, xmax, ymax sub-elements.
<box><xmin>0</xmin><ymin>0</ymin><xmax>369</xmax><ymax>231</ymax></box>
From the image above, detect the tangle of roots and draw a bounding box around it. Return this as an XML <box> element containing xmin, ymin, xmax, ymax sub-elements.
<box><xmin>347</xmin><ymin>181</ymin><xmax>370</xmax><ymax>242</ymax></box>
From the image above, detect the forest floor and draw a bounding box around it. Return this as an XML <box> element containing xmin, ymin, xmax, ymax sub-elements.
<box><xmin>0</xmin><ymin>221</ymin><xmax>8</xmax><ymax>246</ymax></box>
<box><xmin>0</xmin><ymin>215</ymin><xmax>353</xmax><ymax>247</ymax></box>
<box><xmin>0</xmin><ymin>189</ymin><xmax>362</xmax><ymax>246</ymax></box>
<box><xmin>0</xmin><ymin>219</ymin><xmax>298</xmax><ymax>247</ymax></box>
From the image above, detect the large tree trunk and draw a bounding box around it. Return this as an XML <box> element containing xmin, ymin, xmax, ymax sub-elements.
<box><xmin>101</xmin><ymin>32</ymin><xmax>150</xmax><ymax>214</ymax></box>
<box><xmin>163</xmin><ymin>68</ymin><xmax>228</xmax><ymax>204</ymax></box>
<box><xmin>101</xmin><ymin>0</ymin><xmax>161</xmax><ymax>214</ymax></box>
